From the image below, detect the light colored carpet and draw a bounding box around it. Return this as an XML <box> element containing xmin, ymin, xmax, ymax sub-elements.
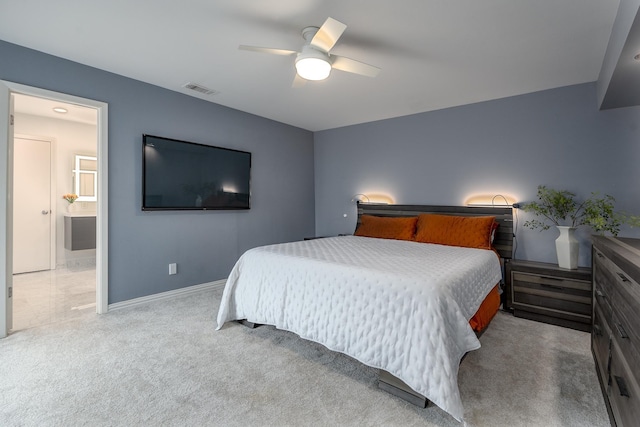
<box><xmin>0</xmin><ymin>288</ymin><xmax>609</xmax><ymax>427</ymax></box>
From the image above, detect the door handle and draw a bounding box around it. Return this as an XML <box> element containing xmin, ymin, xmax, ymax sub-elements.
<box><xmin>614</xmin><ymin>376</ymin><xmax>630</xmax><ymax>398</ymax></box>
<box><xmin>540</xmin><ymin>283</ymin><xmax>564</xmax><ymax>291</ymax></box>
<box><xmin>41</xmin><ymin>210</ymin><xmax>50</xmax><ymax>215</ymax></box>
<box><xmin>617</xmin><ymin>273</ymin><xmax>631</xmax><ymax>283</ymax></box>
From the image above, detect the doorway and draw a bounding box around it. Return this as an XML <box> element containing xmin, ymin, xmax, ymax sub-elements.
<box><xmin>1</xmin><ymin>80</ymin><xmax>109</xmax><ymax>338</ymax></box>
<box><xmin>12</xmin><ymin>95</ymin><xmax>98</xmax><ymax>331</ymax></box>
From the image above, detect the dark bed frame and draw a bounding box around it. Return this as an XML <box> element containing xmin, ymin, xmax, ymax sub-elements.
<box><xmin>357</xmin><ymin>203</ymin><xmax>514</xmax><ymax>407</ymax></box>
<box><xmin>241</xmin><ymin>203</ymin><xmax>515</xmax><ymax>409</ymax></box>
<box><xmin>356</xmin><ymin>202</ymin><xmax>514</xmax><ymax>259</ymax></box>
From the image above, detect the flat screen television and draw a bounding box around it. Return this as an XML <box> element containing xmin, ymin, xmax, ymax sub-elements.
<box><xmin>142</xmin><ymin>134</ymin><xmax>251</xmax><ymax>211</ymax></box>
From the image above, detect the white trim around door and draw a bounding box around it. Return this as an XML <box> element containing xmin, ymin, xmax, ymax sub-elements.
<box><xmin>0</xmin><ymin>80</ymin><xmax>109</xmax><ymax>338</ymax></box>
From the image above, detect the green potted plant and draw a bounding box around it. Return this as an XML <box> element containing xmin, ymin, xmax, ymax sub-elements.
<box><xmin>522</xmin><ymin>185</ymin><xmax>637</xmax><ymax>269</ymax></box>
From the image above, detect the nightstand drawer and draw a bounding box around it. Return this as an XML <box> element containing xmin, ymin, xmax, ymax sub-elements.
<box><xmin>513</xmin><ymin>271</ymin><xmax>591</xmax><ymax>292</ymax></box>
<box><xmin>512</xmin><ymin>291</ymin><xmax>591</xmax><ymax>316</ymax></box>
<box><xmin>512</xmin><ymin>272</ymin><xmax>591</xmax><ymax>315</ymax></box>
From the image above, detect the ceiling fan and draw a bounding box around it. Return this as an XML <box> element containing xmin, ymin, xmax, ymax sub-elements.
<box><xmin>239</xmin><ymin>17</ymin><xmax>381</xmax><ymax>85</ymax></box>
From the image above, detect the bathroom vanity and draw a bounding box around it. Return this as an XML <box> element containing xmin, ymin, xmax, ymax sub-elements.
<box><xmin>64</xmin><ymin>213</ymin><xmax>96</xmax><ymax>251</ymax></box>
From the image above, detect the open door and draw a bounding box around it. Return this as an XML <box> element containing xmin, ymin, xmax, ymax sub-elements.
<box><xmin>13</xmin><ymin>136</ymin><xmax>54</xmax><ymax>274</ymax></box>
<box><xmin>0</xmin><ymin>81</ymin><xmax>14</xmax><ymax>338</ymax></box>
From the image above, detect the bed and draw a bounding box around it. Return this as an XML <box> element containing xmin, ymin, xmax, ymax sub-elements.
<box><xmin>216</xmin><ymin>204</ymin><xmax>514</xmax><ymax>423</ymax></box>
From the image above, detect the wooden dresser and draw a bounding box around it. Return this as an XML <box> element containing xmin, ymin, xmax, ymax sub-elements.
<box><xmin>592</xmin><ymin>236</ymin><xmax>640</xmax><ymax>427</ymax></box>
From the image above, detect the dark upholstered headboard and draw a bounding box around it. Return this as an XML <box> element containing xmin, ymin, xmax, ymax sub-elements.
<box><xmin>356</xmin><ymin>203</ymin><xmax>514</xmax><ymax>260</ymax></box>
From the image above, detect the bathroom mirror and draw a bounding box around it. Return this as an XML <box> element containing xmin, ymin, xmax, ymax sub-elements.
<box><xmin>74</xmin><ymin>155</ymin><xmax>97</xmax><ymax>202</ymax></box>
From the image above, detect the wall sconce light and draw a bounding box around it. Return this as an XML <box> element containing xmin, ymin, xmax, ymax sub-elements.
<box><xmin>366</xmin><ymin>194</ymin><xmax>394</xmax><ymax>204</ymax></box>
<box><xmin>466</xmin><ymin>194</ymin><xmax>518</xmax><ymax>208</ymax></box>
<box><xmin>351</xmin><ymin>193</ymin><xmax>395</xmax><ymax>204</ymax></box>
<box><xmin>351</xmin><ymin>193</ymin><xmax>371</xmax><ymax>203</ymax></box>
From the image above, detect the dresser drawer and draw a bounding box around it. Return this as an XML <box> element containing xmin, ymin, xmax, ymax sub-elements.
<box><xmin>592</xmin><ymin>304</ymin><xmax>611</xmax><ymax>383</ymax></box>
<box><xmin>611</xmin><ymin>297</ymin><xmax>640</xmax><ymax>386</ymax></box>
<box><xmin>592</xmin><ymin>236</ymin><xmax>640</xmax><ymax>427</ymax></box>
<box><xmin>593</xmin><ymin>282</ymin><xmax>613</xmax><ymax>326</ymax></box>
<box><xmin>595</xmin><ymin>246</ymin><xmax>640</xmax><ymax>302</ymax></box>
<box><xmin>609</xmin><ymin>343</ymin><xmax>640</xmax><ymax>427</ymax></box>
<box><xmin>593</xmin><ymin>251</ymin><xmax>615</xmax><ymax>322</ymax></box>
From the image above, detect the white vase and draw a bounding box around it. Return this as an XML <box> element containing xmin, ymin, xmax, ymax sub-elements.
<box><xmin>555</xmin><ymin>226</ymin><xmax>578</xmax><ymax>269</ymax></box>
<box><xmin>67</xmin><ymin>203</ymin><xmax>76</xmax><ymax>213</ymax></box>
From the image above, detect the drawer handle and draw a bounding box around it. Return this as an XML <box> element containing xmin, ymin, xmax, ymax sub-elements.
<box><xmin>615</xmin><ymin>322</ymin><xmax>629</xmax><ymax>339</ymax></box>
<box><xmin>595</xmin><ymin>289</ymin><xmax>607</xmax><ymax>300</ymax></box>
<box><xmin>593</xmin><ymin>324</ymin><xmax>602</xmax><ymax>337</ymax></box>
<box><xmin>617</xmin><ymin>273</ymin><xmax>630</xmax><ymax>283</ymax></box>
<box><xmin>614</xmin><ymin>376</ymin><xmax>630</xmax><ymax>398</ymax></box>
<box><xmin>540</xmin><ymin>283</ymin><xmax>564</xmax><ymax>291</ymax></box>
<box><xmin>596</xmin><ymin>252</ymin><xmax>604</xmax><ymax>259</ymax></box>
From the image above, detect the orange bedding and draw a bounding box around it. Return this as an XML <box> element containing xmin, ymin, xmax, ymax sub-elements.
<box><xmin>469</xmin><ymin>284</ymin><xmax>501</xmax><ymax>332</ymax></box>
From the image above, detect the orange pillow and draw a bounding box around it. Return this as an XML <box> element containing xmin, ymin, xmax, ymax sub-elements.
<box><xmin>354</xmin><ymin>215</ymin><xmax>418</xmax><ymax>241</ymax></box>
<box><xmin>414</xmin><ymin>214</ymin><xmax>496</xmax><ymax>250</ymax></box>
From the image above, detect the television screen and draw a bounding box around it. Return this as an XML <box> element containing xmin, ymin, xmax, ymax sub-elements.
<box><xmin>142</xmin><ymin>134</ymin><xmax>251</xmax><ymax>210</ymax></box>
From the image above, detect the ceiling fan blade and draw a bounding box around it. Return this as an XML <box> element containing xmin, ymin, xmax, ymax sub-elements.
<box><xmin>331</xmin><ymin>55</ymin><xmax>380</xmax><ymax>78</ymax></box>
<box><xmin>310</xmin><ymin>17</ymin><xmax>347</xmax><ymax>52</ymax></box>
<box><xmin>239</xmin><ymin>45</ymin><xmax>298</xmax><ymax>56</ymax></box>
<box><xmin>292</xmin><ymin>73</ymin><xmax>307</xmax><ymax>88</ymax></box>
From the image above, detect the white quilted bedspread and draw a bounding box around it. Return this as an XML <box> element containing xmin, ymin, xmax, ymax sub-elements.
<box><xmin>216</xmin><ymin>236</ymin><xmax>502</xmax><ymax>422</ymax></box>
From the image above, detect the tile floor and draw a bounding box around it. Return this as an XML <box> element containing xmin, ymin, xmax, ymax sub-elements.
<box><xmin>11</xmin><ymin>266</ymin><xmax>96</xmax><ymax>331</ymax></box>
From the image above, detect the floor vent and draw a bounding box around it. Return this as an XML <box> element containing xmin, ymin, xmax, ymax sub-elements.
<box><xmin>182</xmin><ymin>82</ymin><xmax>218</xmax><ymax>96</ymax></box>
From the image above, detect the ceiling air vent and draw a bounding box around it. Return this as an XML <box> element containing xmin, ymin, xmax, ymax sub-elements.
<box><xmin>182</xmin><ymin>82</ymin><xmax>218</xmax><ymax>96</ymax></box>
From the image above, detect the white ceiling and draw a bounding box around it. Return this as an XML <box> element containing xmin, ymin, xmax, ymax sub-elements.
<box><xmin>0</xmin><ymin>0</ymin><xmax>620</xmax><ymax>131</ymax></box>
<box><xmin>13</xmin><ymin>94</ymin><xmax>97</xmax><ymax>125</ymax></box>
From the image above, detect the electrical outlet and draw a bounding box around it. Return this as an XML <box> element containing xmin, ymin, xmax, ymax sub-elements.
<box><xmin>169</xmin><ymin>263</ymin><xmax>177</xmax><ymax>275</ymax></box>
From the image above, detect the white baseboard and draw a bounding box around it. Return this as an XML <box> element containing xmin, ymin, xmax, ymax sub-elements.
<box><xmin>108</xmin><ymin>279</ymin><xmax>226</xmax><ymax>312</ymax></box>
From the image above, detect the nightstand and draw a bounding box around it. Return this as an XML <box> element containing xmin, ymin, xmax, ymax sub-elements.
<box><xmin>505</xmin><ymin>259</ymin><xmax>592</xmax><ymax>332</ymax></box>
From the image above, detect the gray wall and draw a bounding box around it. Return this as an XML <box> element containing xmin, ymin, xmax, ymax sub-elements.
<box><xmin>0</xmin><ymin>40</ymin><xmax>315</xmax><ymax>303</ymax></box>
<box><xmin>314</xmin><ymin>82</ymin><xmax>640</xmax><ymax>267</ymax></box>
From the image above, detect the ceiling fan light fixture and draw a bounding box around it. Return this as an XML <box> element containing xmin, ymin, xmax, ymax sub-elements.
<box><xmin>296</xmin><ymin>57</ymin><xmax>331</xmax><ymax>80</ymax></box>
<box><xmin>295</xmin><ymin>47</ymin><xmax>331</xmax><ymax>81</ymax></box>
